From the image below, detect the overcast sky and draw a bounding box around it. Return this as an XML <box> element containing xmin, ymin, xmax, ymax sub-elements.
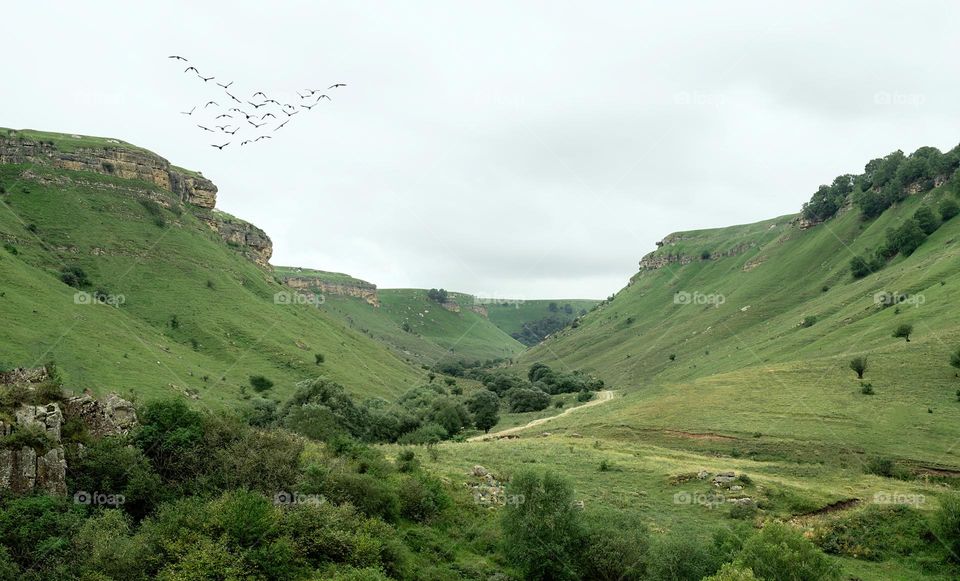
<box><xmin>5</xmin><ymin>1</ymin><xmax>959</xmax><ymax>298</ymax></box>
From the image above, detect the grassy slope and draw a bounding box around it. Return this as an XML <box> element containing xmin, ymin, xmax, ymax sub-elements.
<box><xmin>482</xmin><ymin>298</ymin><xmax>599</xmax><ymax>338</ymax></box>
<box><xmin>0</xmin><ymin>162</ymin><xmax>421</xmax><ymax>408</ymax></box>
<box><xmin>319</xmin><ymin>289</ymin><xmax>526</xmax><ymax>366</ymax></box>
<box><xmin>522</xmin><ymin>185</ymin><xmax>960</xmax><ymax>466</ymax></box>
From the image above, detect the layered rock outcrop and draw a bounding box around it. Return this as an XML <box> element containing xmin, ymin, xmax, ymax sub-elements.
<box><xmin>0</xmin><ymin>133</ymin><xmax>217</xmax><ymax>208</ymax></box>
<box><xmin>198</xmin><ymin>211</ymin><xmax>274</xmax><ymax>268</ymax></box>
<box><xmin>282</xmin><ymin>273</ymin><xmax>380</xmax><ymax>307</ymax></box>
<box><xmin>0</xmin><ymin>368</ymin><xmax>137</xmax><ymax>497</ymax></box>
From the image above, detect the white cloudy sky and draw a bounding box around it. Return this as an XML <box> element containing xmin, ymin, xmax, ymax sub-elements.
<box><xmin>5</xmin><ymin>1</ymin><xmax>959</xmax><ymax>298</ymax></box>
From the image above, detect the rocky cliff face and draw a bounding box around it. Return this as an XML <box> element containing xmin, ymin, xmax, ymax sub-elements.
<box><xmin>198</xmin><ymin>211</ymin><xmax>274</xmax><ymax>268</ymax></box>
<box><xmin>639</xmin><ymin>238</ymin><xmax>758</xmax><ymax>270</ymax></box>
<box><xmin>0</xmin><ymin>134</ymin><xmax>217</xmax><ymax>208</ymax></box>
<box><xmin>0</xmin><ymin>368</ymin><xmax>138</xmax><ymax>497</ymax></box>
<box><xmin>283</xmin><ymin>276</ymin><xmax>380</xmax><ymax>307</ymax></box>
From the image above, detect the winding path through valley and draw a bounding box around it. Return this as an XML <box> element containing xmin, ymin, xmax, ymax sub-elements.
<box><xmin>468</xmin><ymin>390</ymin><xmax>616</xmax><ymax>442</ymax></box>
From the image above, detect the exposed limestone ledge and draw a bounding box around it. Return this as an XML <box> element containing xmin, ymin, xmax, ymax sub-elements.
<box><xmin>197</xmin><ymin>210</ymin><xmax>273</xmax><ymax>269</ymax></box>
<box><xmin>0</xmin><ymin>134</ymin><xmax>217</xmax><ymax>208</ymax></box>
<box><xmin>283</xmin><ymin>276</ymin><xmax>380</xmax><ymax>307</ymax></box>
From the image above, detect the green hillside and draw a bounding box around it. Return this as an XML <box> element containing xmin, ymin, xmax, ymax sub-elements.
<box><xmin>317</xmin><ymin>288</ymin><xmax>527</xmax><ymax>365</ymax></box>
<box><xmin>522</xmin><ymin>147</ymin><xmax>960</xmax><ymax>468</ymax></box>
<box><xmin>0</xmin><ymin>130</ymin><xmax>422</xmax><ymax>407</ymax></box>
<box><xmin>482</xmin><ymin>298</ymin><xmax>599</xmax><ymax>345</ymax></box>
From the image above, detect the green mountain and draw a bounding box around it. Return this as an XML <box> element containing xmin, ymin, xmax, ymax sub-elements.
<box><xmin>0</xmin><ymin>128</ymin><xmax>423</xmax><ymax>407</ymax></box>
<box><xmin>523</xmin><ymin>143</ymin><xmax>960</xmax><ymax>468</ymax></box>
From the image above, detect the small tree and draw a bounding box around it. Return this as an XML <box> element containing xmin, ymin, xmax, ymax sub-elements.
<box><xmin>940</xmin><ymin>198</ymin><xmax>960</xmax><ymax>221</ymax></box>
<box><xmin>850</xmin><ymin>255</ymin><xmax>872</xmax><ymax>279</ymax></box>
<box><xmin>467</xmin><ymin>390</ymin><xmax>500</xmax><ymax>433</ymax></box>
<box><xmin>737</xmin><ymin>522</ymin><xmax>840</xmax><ymax>580</ymax></box>
<box><xmin>502</xmin><ymin>470</ymin><xmax>582</xmax><ymax>580</ymax></box>
<box><xmin>893</xmin><ymin>323</ymin><xmax>913</xmax><ymax>342</ymax></box>
<box><xmin>314</xmin><ymin>353</ymin><xmax>324</xmax><ymax>365</ymax></box>
<box><xmin>849</xmin><ymin>356</ymin><xmax>867</xmax><ymax>379</ymax></box>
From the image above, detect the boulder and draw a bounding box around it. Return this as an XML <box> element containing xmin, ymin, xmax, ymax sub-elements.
<box><xmin>63</xmin><ymin>393</ymin><xmax>138</xmax><ymax>437</ymax></box>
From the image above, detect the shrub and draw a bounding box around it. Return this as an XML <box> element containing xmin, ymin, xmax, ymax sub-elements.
<box><xmin>848</xmin><ymin>356</ymin><xmax>867</xmax><ymax>379</ymax></box>
<box><xmin>913</xmin><ymin>205</ymin><xmax>940</xmax><ymax>235</ymax></box>
<box><xmin>397</xmin><ymin>474</ymin><xmax>448</xmax><ymax>522</ymax></box>
<box><xmin>814</xmin><ymin>504</ymin><xmax>930</xmax><ymax>561</ymax></box>
<box><xmin>861</xmin><ymin>383</ymin><xmax>875</xmax><ymax>395</ymax></box>
<box><xmin>849</xmin><ymin>255</ymin><xmax>872</xmax><ymax>278</ymax></box>
<box><xmin>645</xmin><ymin>530</ymin><xmax>722</xmax><ymax>580</ymax></box>
<box><xmin>74</xmin><ymin>510</ymin><xmax>153</xmax><ymax>580</ymax></box>
<box><xmin>502</xmin><ymin>470</ymin><xmax>582</xmax><ymax>580</ymax></box>
<box><xmin>892</xmin><ymin>323</ymin><xmax>913</xmax><ymax>342</ymax></box>
<box><xmin>576</xmin><ymin>390</ymin><xmax>594</xmax><ymax>403</ymax></box>
<box><xmin>60</xmin><ymin>265</ymin><xmax>90</xmax><ymax>288</ymax></box>
<box><xmin>800</xmin><ymin>315</ymin><xmax>817</xmax><ymax>328</ymax></box>
<box><xmin>736</xmin><ymin>522</ymin><xmax>840</xmax><ymax>580</ymax></box>
<box><xmin>950</xmin><ymin>347</ymin><xmax>960</xmax><ymax>375</ymax></box>
<box><xmin>133</xmin><ymin>399</ymin><xmax>206</xmax><ymax>483</ymax></box>
<box><xmin>249</xmin><ymin>375</ymin><xmax>274</xmax><ymax>392</ymax></box>
<box><xmin>314</xmin><ymin>353</ymin><xmax>325</xmax><ymax>365</ymax></box>
<box><xmin>506</xmin><ymin>388</ymin><xmax>550</xmax><ymax>413</ymax></box>
<box><xmin>317</xmin><ymin>471</ymin><xmax>400</xmax><ymax>522</ymax></box>
<box><xmin>936</xmin><ymin>493</ymin><xmax>960</xmax><ymax>562</ymax></box>
<box><xmin>579</xmin><ymin>512</ymin><xmax>649</xmax><ymax>580</ymax></box>
<box><xmin>940</xmin><ymin>198</ymin><xmax>960</xmax><ymax>221</ymax></box>
<box><xmin>467</xmin><ymin>390</ymin><xmax>500</xmax><ymax>433</ymax></box>
<box><xmin>865</xmin><ymin>456</ymin><xmax>896</xmax><ymax>477</ymax></box>
<box><xmin>68</xmin><ymin>436</ymin><xmax>164</xmax><ymax>518</ymax></box>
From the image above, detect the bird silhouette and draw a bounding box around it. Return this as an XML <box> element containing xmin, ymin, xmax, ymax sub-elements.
<box><xmin>215</xmin><ymin>124</ymin><xmax>232</xmax><ymax>130</ymax></box>
<box><xmin>184</xmin><ymin>66</ymin><xmax>198</xmax><ymax>74</ymax></box>
<box><xmin>284</xmin><ymin>109</ymin><xmax>300</xmax><ymax>117</ymax></box>
<box><xmin>217</xmin><ymin>80</ymin><xmax>233</xmax><ymax>89</ymax></box>
<box><xmin>247</xmin><ymin>101</ymin><xmax>267</xmax><ymax>109</ymax></box>
<box><xmin>180</xmin><ymin>106</ymin><xmax>196</xmax><ymax>115</ymax></box>
<box><xmin>261</xmin><ymin>112</ymin><xmax>276</xmax><ymax>119</ymax></box>
<box><xmin>224</xmin><ymin>127</ymin><xmax>240</xmax><ymax>135</ymax></box>
<box><xmin>215</xmin><ymin>114</ymin><xmax>233</xmax><ymax>119</ymax></box>
<box><xmin>297</xmin><ymin>91</ymin><xmax>311</xmax><ymax>99</ymax></box>
<box><xmin>204</xmin><ymin>101</ymin><xmax>219</xmax><ymax>108</ymax></box>
<box><xmin>248</xmin><ymin>120</ymin><xmax>266</xmax><ymax>128</ymax></box>
<box><xmin>211</xmin><ymin>142</ymin><xmax>230</xmax><ymax>150</ymax></box>
<box><xmin>301</xmin><ymin>103</ymin><xmax>316</xmax><ymax>110</ymax></box>
<box><xmin>315</xmin><ymin>94</ymin><xmax>331</xmax><ymax>101</ymax></box>
<box><xmin>168</xmin><ymin>55</ymin><xmax>188</xmax><ymax>61</ymax></box>
<box><xmin>225</xmin><ymin>91</ymin><xmax>242</xmax><ymax>103</ymax></box>
<box><xmin>199</xmin><ymin>75</ymin><xmax>215</xmax><ymax>82</ymax></box>
<box><xmin>253</xmin><ymin>91</ymin><xmax>268</xmax><ymax>99</ymax></box>
<box><xmin>328</xmin><ymin>83</ymin><xmax>346</xmax><ymax>89</ymax></box>
<box><xmin>241</xmin><ymin>140</ymin><xmax>253</xmax><ymax>146</ymax></box>
<box><xmin>275</xmin><ymin>120</ymin><xmax>290</xmax><ymax>131</ymax></box>
<box><xmin>197</xmin><ymin>125</ymin><xmax>215</xmax><ymax>132</ymax></box>
<box><xmin>255</xmin><ymin>135</ymin><xmax>272</xmax><ymax>142</ymax></box>
<box><xmin>265</xmin><ymin>99</ymin><xmax>280</xmax><ymax>105</ymax></box>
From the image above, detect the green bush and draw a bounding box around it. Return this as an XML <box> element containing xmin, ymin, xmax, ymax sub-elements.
<box><xmin>59</xmin><ymin>265</ymin><xmax>90</xmax><ymax>288</ymax></box>
<box><xmin>849</xmin><ymin>356</ymin><xmax>867</xmax><ymax>379</ymax></box>
<box><xmin>736</xmin><ymin>521</ymin><xmax>840</xmax><ymax>580</ymax></box>
<box><xmin>249</xmin><ymin>375</ymin><xmax>274</xmax><ymax>392</ymax></box>
<box><xmin>937</xmin><ymin>492</ymin><xmax>960</xmax><ymax>563</ymax></box>
<box><xmin>814</xmin><ymin>504</ymin><xmax>930</xmax><ymax>561</ymax></box>
<box><xmin>703</xmin><ymin>563</ymin><xmax>759</xmax><ymax>581</ymax></box>
<box><xmin>645</xmin><ymin>530</ymin><xmax>722</xmax><ymax>580</ymax></box>
<box><xmin>940</xmin><ymin>197</ymin><xmax>960</xmax><ymax>221</ymax></box>
<box><xmin>893</xmin><ymin>323</ymin><xmax>913</xmax><ymax>342</ymax></box>
<box><xmin>397</xmin><ymin>474</ymin><xmax>448</xmax><ymax>522</ymax></box>
<box><xmin>579</xmin><ymin>512</ymin><xmax>649</xmax><ymax>580</ymax></box>
<box><xmin>506</xmin><ymin>387</ymin><xmax>550</xmax><ymax>412</ymax></box>
<box><xmin>502</xmin><ymin>470</ymin><xmax>582</xmax><ymax>580</ymax></box>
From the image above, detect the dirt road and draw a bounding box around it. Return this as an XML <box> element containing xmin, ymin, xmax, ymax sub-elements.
<box><xmin>468</xmin><ymin>390</ymin><xmax>615</xmax><ymax>442</ymax></box>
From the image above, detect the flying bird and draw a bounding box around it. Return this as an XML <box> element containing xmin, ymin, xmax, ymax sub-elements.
<box><xmin>247</xmin><ymin>101</ymin><xmax>267</xmax><ymax>109</ymax></box>
<box><xmin>184</xmin><ymin>66</ymin><xmax>198</xmax><ymax>74</ymax></box>
<box><xmin>297</xmin><ymin>91</ymin><xmax>311</xmax><ymax>99</ymax></box>
<box><xmin>284</xmin><ymin>109</ymin><xmax>300</xmax><ymax>117</ymax></box>
<box><xmin>301</xmin><ymin>103</ymin><xmax>316</xmax><ymax>110</ymax></box>
<box><xmin>197</xmin><ymin>125</ymin><xmax>215</xmax><ymax>132</ymax></box>
<box><xmin>253</xmin><ymin>91</ymin><xmax>267</xmax><ymax>99</ymax></box>
<box><xmin>215</xmin><ymin>124</ymin><xmax>232</xmax><ymax>130</ymax></box>
<box><xmin>275</xmin><ymin>120</ymin><xmax>290</xmax><ymax>131</ymax></box>
<box><xmin>199</xmin><ymin>75</ymin><xmax>215</xmax><ymax>82</ymax></box>
<box><xmin>204</xmin><ymin>101</ymin><xmax>219</xmax><ymax>108</ymax></box>
<box><xmin>225</xmin><ymin>91</ymin><xmax>242</xmax><ymax>103</ymax></box>
<box><xmin>215</xmin><ymin>114</ymin><xmax>233</xmax><ymax>119</ymax></box>
<box><xmin>315</xmin><ymin>94</ymin><xmax>331</xmax><ymax>101</ymax></box>
<box><xmin>328</xmin><ymin>83</ymin><xmax>346</xmax><ymax>89</ymax></box>
<box><xmin>255</xmin><ymin>135</ymin><xmax>272</xmax><ymax>142</ymax></box>
<box><xmin>261</xmin><ymin>112</ymin><xmax>276</xmax><ymax>119</ymax></box>
<box><xmin>211</xmin><ymin>142</ymin><xmax>230</xmax><ymax>150</ymax></box>
<box><xmin>180</xmin><ymin>106</ymin><xmax>196</xmax><ymax>115</ymax></box>
<box><xmin>248</xmin><ymin>120</ymin><xmax>266</xmax><ymax>128</ymax></box>
<box><xmin>168</xmin><ymin>55</ymin><xmax>188</xmax><ymax>61</ymax></box>
<box><xmin>216</xmin><ymin>80</ymin><xmax>233</xmax><ymax>89</ymax></box>
<box><xmin>265</xmin><ymin>99</ymin><xmax>280</xmax><ymax>105</ymax></box>
<box><xmin>224</xmin><ymin>127</ymin><xmax>239</xmax><ymax>135</ymax></box>
<box><xmin>241</xmin><ymin>140</ymin><xmax>253</xmax><ymax>146</ymax></box>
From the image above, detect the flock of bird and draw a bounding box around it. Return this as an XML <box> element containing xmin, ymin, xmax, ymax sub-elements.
<box><xmin>168</xmin><ymin>55</ymin><xmax>345</xmax><ymax>150</ymax></box>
